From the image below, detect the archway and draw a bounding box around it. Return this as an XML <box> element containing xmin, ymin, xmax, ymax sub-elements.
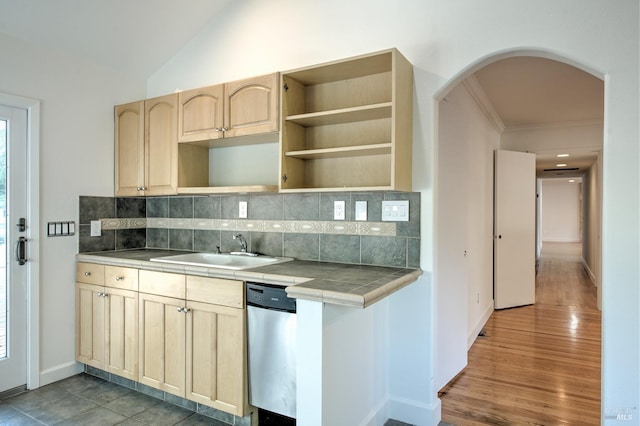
<box><xmin>433</xmin><ymin>51</ymin><xmax>603</xmax><ymax>422</ymax></box>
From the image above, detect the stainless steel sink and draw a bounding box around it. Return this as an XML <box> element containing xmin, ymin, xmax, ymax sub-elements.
<box><xmin>149</xmin><ymin>252</ymin><xmax>293</xmax><ymax>270</ymax></box>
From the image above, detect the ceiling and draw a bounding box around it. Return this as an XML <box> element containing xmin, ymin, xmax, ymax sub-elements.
<box><xmin>473</xmin><ymin>57</ymin><xmax>604</xmax><ymax>179</ymax></box>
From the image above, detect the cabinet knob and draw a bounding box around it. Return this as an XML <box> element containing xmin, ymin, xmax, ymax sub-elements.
<box><xmin>84</xmin><ymin>271</ymin><xmax>91</xmax><ymax>276</ymax></box>
<box><xmin>115</xmin><ymin>276</ymin><xmax>124</xmax><ymax>281</ymax></box>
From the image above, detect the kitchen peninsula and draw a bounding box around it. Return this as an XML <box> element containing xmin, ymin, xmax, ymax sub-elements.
<box><xmin>76</xmin><ymin>248</ymin><xmax>422</xmax><ymax>424</ymax></box>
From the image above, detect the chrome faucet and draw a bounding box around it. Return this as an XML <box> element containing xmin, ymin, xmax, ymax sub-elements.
<box><xmin>233</xmin><ymin>233</ymin><xmax>248</xmax><ymax>253</ymax></box>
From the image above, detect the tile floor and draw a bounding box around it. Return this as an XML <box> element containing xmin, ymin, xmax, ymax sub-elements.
<box><xmin>0</xmin><ymin>374</ymin><xmax>231</xmax><ymax>425</ymax></box>
<box><xmin>0</xmin><ymin>373</ymin><xmax>449</xmax><ymax>426</ymax></box>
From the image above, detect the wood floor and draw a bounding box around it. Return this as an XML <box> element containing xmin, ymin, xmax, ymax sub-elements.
<box><xmin>439</xmin><ymin>242</ymin><xmax>601</xmax><ymax>425</ymax></box>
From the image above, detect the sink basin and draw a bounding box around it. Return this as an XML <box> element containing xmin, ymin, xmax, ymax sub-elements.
<box><xmin>149</xmin><ymin>252</ymin><xmax>292</xmax><ymax>270</ymax></box>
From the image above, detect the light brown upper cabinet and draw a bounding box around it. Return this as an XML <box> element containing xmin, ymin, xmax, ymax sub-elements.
<box><xmin>178</xmin><ymin>72</ymin><xmax>279</xmax><ymax>142</ymax></box>
<box><xmin>115</xmin><ymin>94</ymin><xmax>178</xmax><ymax>196</ymax></box>
<box><xmin>280</xmin><ymin>48</ymin><xmax>413</xmax><ymax>192</ymax></box>
<box><xmin>176</xmin><ymin>73</ymin><xmax>280</xmax><ymax>194</ymax></box>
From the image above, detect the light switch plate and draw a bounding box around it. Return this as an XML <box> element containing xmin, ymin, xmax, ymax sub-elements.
<box><xmin>90</xmin><ymin>220</ymin><xmax>101</xmax><ymax>237</ymax></box>
<box><xmin>355</xmin><ymin>201</ymin><xmax>367</xmax><ymax>221</ymax></box>
<box><xmin>381</xmin><ymin>200</ymin><xmax>409</xmax><ymax>222</ymax></box>
<box><xmin>334</xmin><ymin>200</ymin><xmax>345</xmax><ymax>220</ymax></box>
<box><xmin>239</xmin><ymin>201</ymin><xmax>248</xmax><ymax>219</ymax></box>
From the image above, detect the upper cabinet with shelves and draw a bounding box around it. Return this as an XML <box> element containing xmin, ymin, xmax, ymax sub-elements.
<box><xmin>280</xmin><ymin>48</ymin><xmax>413</xmax><ymax>192</ymax></box>
<box><xmin>114</xmin><ymin>50</ymin><xmax>413</xmax><ymax>196</ymax></box>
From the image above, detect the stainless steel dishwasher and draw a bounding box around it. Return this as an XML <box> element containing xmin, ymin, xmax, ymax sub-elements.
<box><xmin>246</xmin><ymin>282</ymin><xmax>297</xmax><ymax>422</ymax></box>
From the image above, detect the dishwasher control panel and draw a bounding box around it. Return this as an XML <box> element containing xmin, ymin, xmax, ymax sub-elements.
<box><xmin>246</xmin><ymin>282</ymin><xmax>296</xmax><ymax>312</ymax></box>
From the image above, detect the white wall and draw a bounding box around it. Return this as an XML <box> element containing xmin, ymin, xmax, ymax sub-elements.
<box><xmin>147</xmin><ymin>1</ymin><xmax>639</xmax><ymax>424</ymax></box>
<box><xmin>0</xmin><ymin>33</ymin><xmax>145</xmax><ymax>385</ymax></box>
<box><xmin>540</xmin><ymin>179</ymin><xmax>582</xmax><ymax>243</ymax></box>
<box><xmin>435</xmin><ymin>82</ymin><xmax>499</xmax><ymax>390</ymax></box>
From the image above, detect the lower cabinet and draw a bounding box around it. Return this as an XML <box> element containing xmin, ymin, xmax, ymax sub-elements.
<box><xmin>76</xmin><ymin>264</ymin><xmax>138</xmax><ymax>381</ymax></box>
<box><xmin>138</xmin><ymin>292</ymin><xmax>187</xmax><ymax>396</ymax></box>
<box><xmin>186</xmin><ymin>300</ymin><xmax>245</xmax><ymax>414</ymax></box>
<box><xmin>77</xmin><ymin>263</ymin><xmax>248</xmax><ymax>417</ymax></box>
<box><xmin>137</xmin><ymin>270</ymin><xmax>248</xmax><ymax>416</ymax></box>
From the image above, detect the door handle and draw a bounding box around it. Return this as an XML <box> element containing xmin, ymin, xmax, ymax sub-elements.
<box><xmin>16</xmin><ymin>236</ymin><xmax>27</xmax><ymax>265</ymax></box>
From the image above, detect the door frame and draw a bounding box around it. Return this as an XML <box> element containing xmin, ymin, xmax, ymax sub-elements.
<box><xmin>0</xmin><ymin>92</ymin><xmax>40</xmax><ymax>390</ymax></box>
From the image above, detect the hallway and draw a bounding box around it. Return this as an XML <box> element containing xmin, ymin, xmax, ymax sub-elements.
<box><xmin>439</xmin><ymin>242</ymin><xmax>601</xmax><ymax>425</ymax></box>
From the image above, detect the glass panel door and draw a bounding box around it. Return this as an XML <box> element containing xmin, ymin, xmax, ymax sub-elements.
<box><xmin>0</xmin><ymin>105</ymin><xmax>27</xmax><ymax>392</ymax></box>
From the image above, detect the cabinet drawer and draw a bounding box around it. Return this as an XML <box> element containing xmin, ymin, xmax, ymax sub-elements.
<box><xmin>105</xmin><ymin>266</ymin><xmax>139</xmax><ymax>291</ymax></box>
<box><xmin>186</xmin><ymin>276</ymin><xmax>244</xmax><ymax>308</ymax></box>
<box><xmin>139</xmin><ymin>270</ymin><xmax>185</xmax><ymax>299</ymax></box>
<box><xmin>77</xmin><ymin>263</ymin><xmax>105</xmax><ymax>285</ymax></box>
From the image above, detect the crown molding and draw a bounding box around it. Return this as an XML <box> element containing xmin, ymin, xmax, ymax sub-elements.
<box><xmin>502</xmin><ymin>118</ymin><xmax>604</xmax><ymax>133</ymax></box>
<box><xmin>462</xmin><ymin>75</ymin><xmax>506</xmax><ymax>133</ymax></box>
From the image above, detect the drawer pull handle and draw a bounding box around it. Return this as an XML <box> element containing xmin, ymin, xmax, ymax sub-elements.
<box><xmin>84</xmin><ymin>272</ymin><xmax>91</xmax><ymax>276</ymax></box>
<box><xmin>115</xmin><ymin>276</ymin><xmax>125</xmax><ymax>281</ymax></box>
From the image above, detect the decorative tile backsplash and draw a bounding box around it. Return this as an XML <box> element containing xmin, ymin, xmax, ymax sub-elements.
<box><xmin>78</xmin><ymin>192</ymin><xmax>421</xmax><ymax>268</ymax></box>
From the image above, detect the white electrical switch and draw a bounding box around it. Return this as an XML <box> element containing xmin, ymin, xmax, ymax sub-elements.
<box><xmin>334</xmin><ymin>200</ymin><xmax>346</xmax><ymax>220</ymax></box>
<box><xmin>90</xmin><ymin>220</ymin><xmax>101</xmax><ymax>237</ymax></box>
<box><xmin>239</xmin><ymin>201</ymin><xmax>248</xmax><ymax>219</ymax></box>
<box><xmin>355</xmin><ymin>201</ymin><xmax>367</xmax><ymax>221</ymax></box>
<box><xmin>381</xmin><ymin>200</ymin><xmax>410</xmax><ymax>221</ymax></box>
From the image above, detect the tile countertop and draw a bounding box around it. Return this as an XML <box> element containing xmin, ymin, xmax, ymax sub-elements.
<box><xmin>75</xmin><ymin>249</ymin><xmax>423</xmax><ymax>309</ymax></box>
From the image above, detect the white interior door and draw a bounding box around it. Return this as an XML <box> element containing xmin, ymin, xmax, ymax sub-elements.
<box><xmin>494</xmin><ymin>149</ymin><xmax>536</xmax><ymax>309</ymax></box>
<box><xmin>0</xmin><ymin>104</ymin><xmax>28</xmax><ymax>392</ymax></box>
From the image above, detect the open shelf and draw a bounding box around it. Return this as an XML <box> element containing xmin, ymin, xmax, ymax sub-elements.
<box><xmin>285</xmin><ymin>103</ymin><xmax>392</xmax><ymax>127</ymax></box>
<box><xmin>280</xmin><ymin>48</ymin><xmax>413</xmax><ymax>192</ymax></box>
<box><xmin>177</xmin><ymin>185</ymin><xmax>278</xmax><ymax>195</ymax></box>
<box><xmin>285</xmin><ymin>143</ymin><xmax>392</xmax><ymax>160</ymax></box>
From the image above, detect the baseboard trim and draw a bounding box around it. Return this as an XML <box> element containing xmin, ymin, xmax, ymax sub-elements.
<box><xmin>39</xmin><ymin>361</ymin><xmax>84</xmax><ymax>387</ymax></box>
<box><xmin>359</xmin><ymin>398</ymin><xmax>388</xmax><ymax>426</ymax></box>
<box><xmin>468</xmin><ymin>301</ymin><xmax>494</xmax><ymax>350</ymax></box>
<box><xmin>388</xmin><ymin>395</ymin><xmax>441</xmax><ymax>426</ymax></box>
<box><xmin>582</xmin><ymin>259</ymin><xmax>597</xmax><ymax>286</ymax></box>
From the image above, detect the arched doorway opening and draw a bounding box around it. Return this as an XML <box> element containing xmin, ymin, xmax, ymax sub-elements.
<box><xmin>434</xmin><ymin>52</ymin><xmax>603</xmax><ymax>423</ymax></box>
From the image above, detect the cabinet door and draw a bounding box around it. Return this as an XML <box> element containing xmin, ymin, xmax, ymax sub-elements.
<box><xmin>186</xmin><ymin>300</ymin><xmax>246</xmax><ymax>416</ymax></box>
<box><xmin>178</xmin><ymin>85</ymin><xmax>224</xmax><ymax>142</ymax></box>
<box><xmin>105</xmin><ymin>287</ymin><xmax>138</xmax><ymax>380</ymax></box>
<box><xmin>145</xmin><ymin>94</ymin><xmax>178</xmax><ymax>196</ymax></box>
<box><xmin>115</xmin><ymin>101</ymin><xmax>145</xmax><ymax>196</ymax></box>
<box><xmin>224</xmin><ymin>73</ymin><xmax>279</xmax><ymax>138</ymax></box>
<box><xmin>138</xmin><ymin>292</ymin><xmax>186</xmax><ymax>397</ymax></box>
<box><xmin>76</xmin><ymin>283</ymin><xmax>105</xmax><ymax>368</ymax></box>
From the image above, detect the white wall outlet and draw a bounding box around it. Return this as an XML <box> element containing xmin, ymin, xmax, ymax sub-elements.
<box><xmin>239</xmin><ymin>201</ymin><xmax>248</xmax><ymax>219</ymax></box>
<box><xmin>90</xmin><ymin>220</ymin><xmax>101</xmax><ymax>237</ymax></box>
<box><xmin>334</xmin><ymin>200</ymin><xmax>345</xmax><ymax>220</ymax></box>
<box><xmin>355</xmin><ymin>201</ymin><xmax>367</xmax><ymax>221</ymax></box>
<box><xmin>381</xmin><ymin>200</ymin><xmax>410</xmax><ymax>221</ymax></box>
